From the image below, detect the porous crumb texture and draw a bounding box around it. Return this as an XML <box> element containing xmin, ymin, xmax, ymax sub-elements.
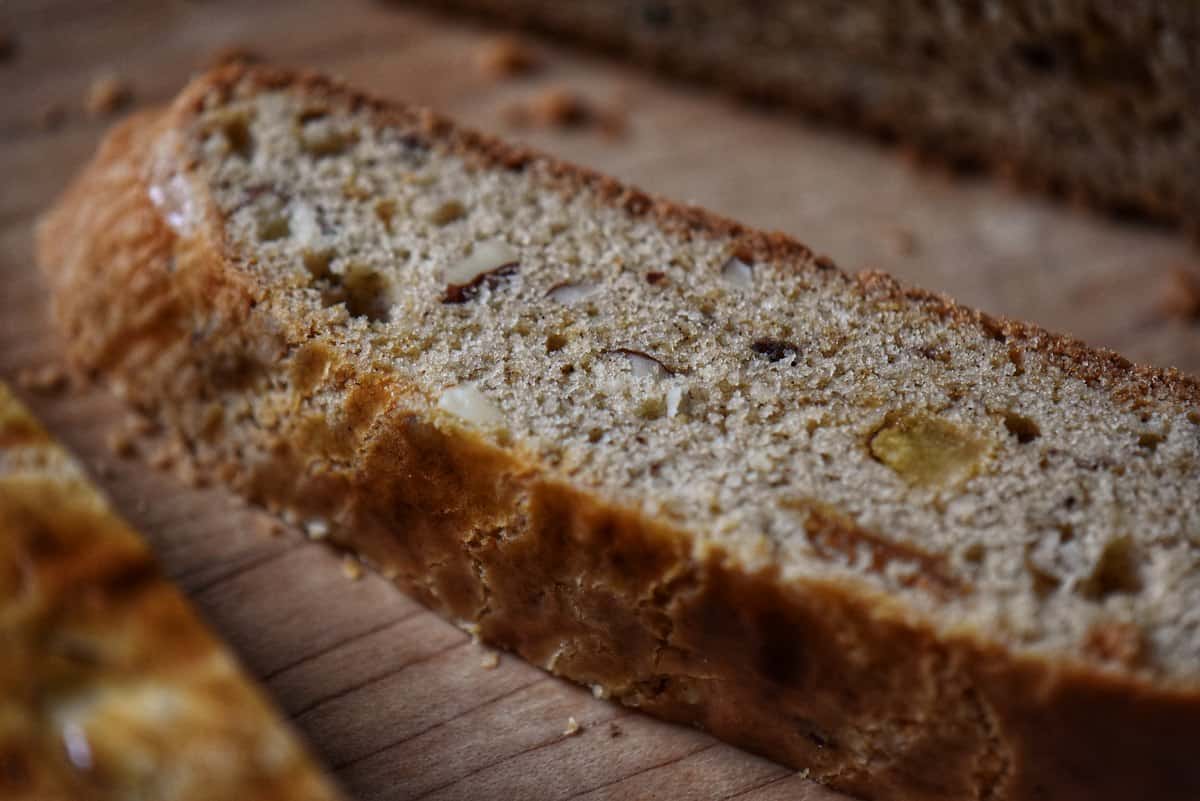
<box><xmin>421</xmin><ymin>0</ymin><xmax>1200</xmax><ymax>231</ymax></box>
<box><xmin>37</xmin><ymin>67</ymin><xmax>1200</xmax><ymax>801</ymax></box>
<box><xmin>197</xmin><ymin>81</ymin><xmax>1200</xmax><ymax>677</ymax></box>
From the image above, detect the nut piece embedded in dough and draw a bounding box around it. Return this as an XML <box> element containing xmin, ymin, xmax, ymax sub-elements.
<box><xmin>443</xmin><ymin>239</ymin><xmax>520</xmax><ymax>303</ymax></box>
<box><xmin>720</xmin><ymin>256</ymin><xmax>754</xmax><ymax>289</ymax></box>
<box><xmin>869</xmin><ymin>412</ymin><xmax>988</xmax><ymax>487</ymax></box>
<box><xmin>611</xmin><ymin>348</ymin><xmax>672</xmax><ymax>379</ymax></box>
<box><xmin>546</xmin><ymin>280</ymin><xmax>598</xmax><ymax>305</ymax></box>
<box><xmin>438</xmin><ymin>384</ymin><xmax>504</xmax><ymax>428</ymax></box>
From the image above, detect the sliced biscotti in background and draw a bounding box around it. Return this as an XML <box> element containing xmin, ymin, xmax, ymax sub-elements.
<box><xmin>419</xmin><ymin>0</ymin><xmax>1200</xmax><ymax>234</ymax></box>
<box><xmin>0</xmin><ymin>383</ymin><xmax>343</xmax><ymax>801</ymax></box>
<box><xmin>37</xmin><ymin>65</ymin><xmax>1200</xmax><ymax>801</ymax></box>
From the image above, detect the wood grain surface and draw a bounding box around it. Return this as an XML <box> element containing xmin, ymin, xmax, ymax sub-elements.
<box><xmin>1</xmin><ymin>2</ymin><xmax>1197</xmax><ymax>800</ymax></box>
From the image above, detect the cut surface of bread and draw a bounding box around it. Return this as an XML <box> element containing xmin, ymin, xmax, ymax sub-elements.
<box><xmin>0</xmin><ymin>383</ymin><xmax>342</xmax><ymax>801</ymax></box>
<box><xmin>37</xmin><ymin>66</ymin><xmax>1200</xmax><ymax>801</ymax></box>
<box><xmin>419</xmin><ymin>0</ymin><xmax>1200</xmax><ymax>233</ymax></box>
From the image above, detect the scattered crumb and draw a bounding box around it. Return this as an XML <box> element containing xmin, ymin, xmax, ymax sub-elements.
<box><xmin>562</xmin><ymin>716</ymin><xmax>581</xmax><ymax>736</ymax></box>
<box><xmin>479</xmin><ymin>650</ymin><xmax>500</xmax><ymax>669</ymax></box>
<box><xmin>608</xmin><ymin>722</ymin><xmax>623</xmax><ymax>738</ymax></box>
<box><xmin>530</xmin><ymin>87</ymin><xmax>590</xmax><ymax>128</ymax></box>
<box><xmin>84</xmin><ymin>73</ymin><xmax>132</xmax><ymax>117</ymax></box>
<box><xmin>885</xmin><ymin>225</ymin><xmax>920</xmax><ymax>258</ymax></box>
<box><xmin>590</xmin><ymin>683</ymin><xmax>610</xmax><ymax>700</ymax></box>
<box><xmin>477</xmin><ymin>35</ymin><xmax>539</xmax><ymax>79</ymax></box>
<box><xmin>204</xmin><ymin>43</ymin><xmax>263</xmax><ymax>71</ymax></box>
<box><xmin>105</xmin><ymin>428</ymin><xmax>136</xmax><ymax>459</ymax></box>
<box><xmin>37</xmin><ymin>103</ymin><xmax>67</xmax><ymax>130</ymax></box>
<box><xmin>595</xmin><ymin>105</ymin><xmax>628</xmax><ymax>140</ymax></box>
<box><xmin>260</xmin><ymin>516</ymin><xmax>286</xmax><ymax>538</ymax></box>
<box><xmin>304</xmin><ymin>518</ymin><xmax>330</xmax><ymax>540</ymax></box>
<box><xmin>341</xmin><ymin>554</ymin><xmax>364</xmax><ymax>581</ymax></box>
<box><xmin>16</xmin><ymin>364</ymin><xmax>68</xmax><ymax>395</ymax></box>
<box><xmin>1159</xmin><ymin>266</ymin><xmax>1200</xmax><ymax>321</ymax></box>
<box><xmin>503</xmin><ymin>87</ymin><xmax>628</xmax><ymax>139</ymax></box>
<box><xmin>0</xmin><ymin>31</ymin><xmax>15</xmax><ymax>63</ymax></box>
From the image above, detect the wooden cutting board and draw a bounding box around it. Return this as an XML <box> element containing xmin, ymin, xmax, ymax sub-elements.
<box><xmin>2</xmin><ymin>2</ymin><xmax>1197</xmax><ymax>800</ymax></box>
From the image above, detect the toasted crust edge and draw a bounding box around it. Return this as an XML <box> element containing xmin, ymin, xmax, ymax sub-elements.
<box><xmin>35</xmin><ymin>65</ymin><xmax>1200</xmax><ymax>801</ymax></box>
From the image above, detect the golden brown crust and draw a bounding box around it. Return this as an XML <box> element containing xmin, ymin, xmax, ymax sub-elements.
<box><xmin>35</xmin><ymin>66</ymin><xmax>1200</xmax><ymax>801</ymax></box>
<box><xmin>0</xmin><ymin>384</ymin><xmax>342</xmax><ymax>801</ymax></box>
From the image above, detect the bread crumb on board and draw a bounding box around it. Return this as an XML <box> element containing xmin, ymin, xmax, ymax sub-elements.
<box><xmin>105</xmin><ymin>427</ymin><xmax>137</xmax><ymax>459</ymax></box>
<box><xmin>477</xmin><ymin>35</ymin><xmax>539</xmax><ymax>79</ymax></box>
<box><xmin>530</xmin><ymin>86</ymin><xmax>590</xmax><ymax>128</ymax></box>
<box><xmin>85</xmin><ymin>73</ymin><xmax>132</xmax><ymax>117</ymax></box>
<box><xmin>204</xmin><ymin>44</ymin><xmax>263</xmax><ymax>71</ymax></box>
<box><xmin>503</xmin><ymin>87</ymin><xmax>627</xmax><ymax>138</ymax></box>
<box><xmin>341</xmin><ymin>554</ymin><xmax>364</xmax><ymax>581</ymax></box>
<box><xmin>562</xmin><ymin>716</ymin><xmax>581</xmax><ymax>736</ymax></box>
<box><xmin>1159</xmin><ymin>266</ymin><xmax>1200</xmax><ymax>321</ymax></box>
<box><xmin>479</xmin><ymin>650</ymin><xmax>500</xmax><ymax>669</ymax></box>
<box><xmin>885</xmin><ymin>225</ymin><xmax>921</xmax><ymax>258</ymax></box>
<box><xmin>16</xmin><ymin>364</ymin><xmax>68</xmax><ymax>395</ymax></box>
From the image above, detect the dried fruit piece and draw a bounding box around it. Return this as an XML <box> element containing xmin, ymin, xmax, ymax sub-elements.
<box><xmin>869</xmin><ymin>412</ymin><xmax>988</xmax><ymax>487</ymax></box>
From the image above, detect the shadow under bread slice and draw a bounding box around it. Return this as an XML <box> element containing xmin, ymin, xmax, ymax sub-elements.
<box><xmin>0</xmin><ymin>383</ymin><xmax>343</xmax><ymax>801</ymax></box>
<box><xmin>36</xmin><ymin>65</ymin><xmax>1200</xmax><ymax>801</ymax></box>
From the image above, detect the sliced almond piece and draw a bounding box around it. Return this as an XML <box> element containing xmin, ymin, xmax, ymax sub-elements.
<box><xmin>438</xmin><ymin>384</ymin><xmax>504</xmax><ymax>428</ymax></box>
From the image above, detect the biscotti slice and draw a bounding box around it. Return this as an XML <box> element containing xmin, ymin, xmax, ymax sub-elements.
<box><xmin>0</xmin><ymin>383</ymin><xmax>343</xmax><ymax>801</ymax></box>
<box><xmin>420</xmin><ymin>1</ymin><xmax>1200</xmax><ymax>232</ymax></box>
<box><xmin>37</xmin><ymin>66</ymin><xmax>1200</xmax><ymax>801</ymax></box>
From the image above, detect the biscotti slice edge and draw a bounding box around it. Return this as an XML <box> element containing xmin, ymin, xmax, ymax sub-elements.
<box><xmin>417</xmin><ymin>1</ymin><xmax>1200</xmax><ymax>234</ymax></box>
<box><xmin>36</xmin><ymin>65</ymin><xmax>1200</xmax><ymax>801</ymax></box>
<box><xmin>0</xmin><ymin>382</ymin><xmax>344</xmax><ymax>801</ymax></box>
